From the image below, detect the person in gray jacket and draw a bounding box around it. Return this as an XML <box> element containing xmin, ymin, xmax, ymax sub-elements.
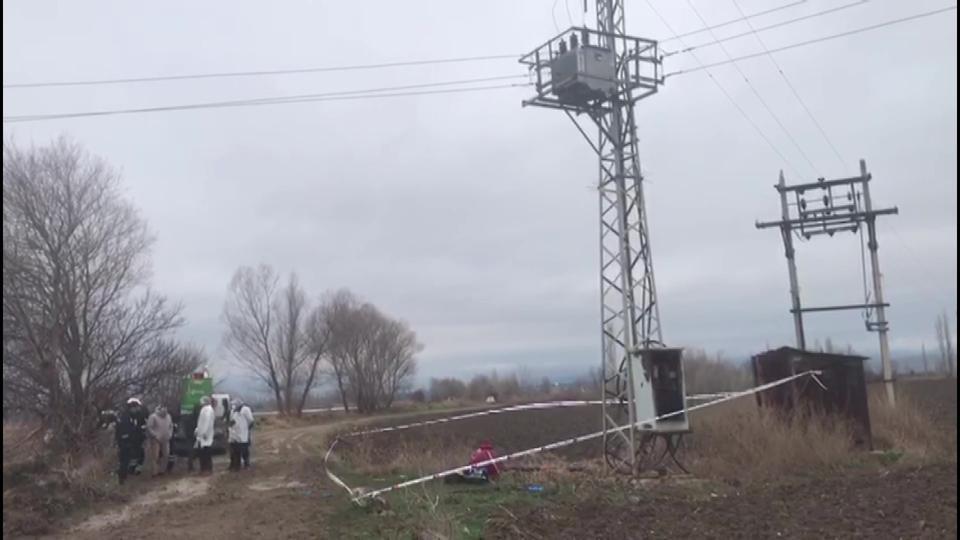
<box><xmin>146</xmin><ymin>405</ymin><xmax>174</xmax><ymax>477</ymax></box>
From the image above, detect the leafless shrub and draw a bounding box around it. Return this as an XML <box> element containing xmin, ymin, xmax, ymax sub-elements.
<box><xmin>682</xmin><ymin>349</ymin><xmax>752</xmax><ymax>395</ymax></box>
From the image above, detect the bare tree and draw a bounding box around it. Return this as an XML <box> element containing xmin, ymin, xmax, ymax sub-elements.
<box><xmin>539</xmin><ymin>376</ymin><xmax>553</xmax><ymax>396</ymax></box>
<box><xmin>935</xmin><ymin>312</ymin><xmax>956</xmax><ymax>377</ymax></box>
<box><xmin>372</xmin><ymin>315</ymin><xmax>419</xmax><ymax>408</ymax></box>
<box><xmin>222</xmin><ymin>265</ymin><xmax>283</xmax><ymax>411</ymax></box>
<box><xmin>2</xmin><ymin>138</ymin><xmax>190</xmax><ymax>449</ymax></box>
<box><xmin>273</xmin><ymin>273</ymin><xmax>310</xmax><ymax>414</ymax></box>
<box><xmin>324</xmin><ymin>289</ymin><xmax>420</xmax><ymax>413</ymax></box>
<box><xmin>299</xmin><ymin>296</ymin><xmax>329</xmax><ymax>415</ymax></box>
<box><xmin>222</xmin><ymin>266</ymin><xmax>327</xmax><ymax>415</ymax></box>
<box><xmin>467</xmin><ymin>374</ymin><xmax>493</xmax><ymax>401</ymax></box>
<box><xmin>681</xmin><ymin>348</ymin><xmax>752</xmax><ymax>395</ymax></box>
<box><xmin>429</xmin><ymin>377</ymin><xmax>467</xmax><ymax>401</ymax></box>
<box><xmin>138</xmin><ymin>343</ymin><xmax>207</xmax><ymax>410</ymax></box>
<box><xmin>322</xmin><ymin>290</ymin><xmax>360</xmax><ymax>412</ymax></box>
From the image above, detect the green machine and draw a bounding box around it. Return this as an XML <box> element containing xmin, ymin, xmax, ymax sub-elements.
<box><xmin>181</xmin><ymin>370</ymin><xmax>214</xmax><ymax>414</ymax></box>
<box><xmin>171</xmin><ymin>369</ymin><xmax>229</xmax><ymax>457</ymax></box>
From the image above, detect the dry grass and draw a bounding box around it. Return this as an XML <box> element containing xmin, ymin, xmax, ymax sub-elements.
<box><xmin>398</xmin><ymin>484</ymin><xmax>462</xmax><ymax>540</ymax></box>
<box><xmin>3</xmin><ymin>422</ymin><xmax>120</xmax><ymax>537</ymax></box>
<box><xmin>685</xmin><ymin>399</ymin><xmax>856</xmax><ymax>484</ymax></box>
<box><xmin>337</xmin><ymin>434</ymin><xmax>475</xmax><ymax>477</ymax></box>
<box><xmin>2</xmin><ymin>421</ymin><xmax>44</xmax><ymax>466</ymax></box>
<box><xmin>869</xmin><ymin>392</ymin><xmax>955</xmax><ymax>462</ymax></box>
<box><xmin>330</xmin><ymin>384</ymin><xmax>955</xmax><ymax>496</ymax></box>
<box><xmin>684</xmin><ymin>390</ymin><xmax>956</xmax><ymax>484</ymax></box>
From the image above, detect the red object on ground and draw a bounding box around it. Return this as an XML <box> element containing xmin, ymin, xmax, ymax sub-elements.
<box><xmin>469</xmin><ymin>441</ymin><xmax>500</xmax><ymax>479</ymax></box>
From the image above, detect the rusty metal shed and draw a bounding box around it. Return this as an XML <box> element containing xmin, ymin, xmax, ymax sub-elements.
<box><xmin>751</xmin><ymin>346</ymin><xmax>872</xmax><ymax>449</ymax></box>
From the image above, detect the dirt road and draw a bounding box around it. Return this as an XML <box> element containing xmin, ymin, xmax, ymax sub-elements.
<box><xmin>55</xmin><ymin>415</ymin><xmax>353</xmax><ymax>540</ymax></box>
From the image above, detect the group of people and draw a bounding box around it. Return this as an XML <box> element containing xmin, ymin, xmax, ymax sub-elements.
<box><xmin>112</xmin><ymin>395</ymin><xmax>255</xmax><ymax>484</ymax></box>
<box><xmin>114</xmin><ymin>397</ymin><xmax>173</xmax><ymax>484</ymax></box>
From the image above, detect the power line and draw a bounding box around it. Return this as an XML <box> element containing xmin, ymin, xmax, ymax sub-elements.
<box><xmin>3</xmin><ymin>76</ymin><xmax>531</xmax><ymax>123</ymax></box>
<box><xmin>3</xmin><ymin>83</ymin><xmax>530</xmax><ymax>123</ymax></box>
<box><xmin>683</xmin><ymin>0</ymin><xmax>823</xmax><ymax>177</ymax></box>
<box><xmin>552</xmin><ymin>0</ymin><xmax>562</xmax><ymax>33</ymax></box>
<box><xmin>729</xmin><ymin>0</ymin><xmax>851</xmax><ymax>172</ymax></box>
<box><xmin>2</xmin><ymin>54</ymin><xmax>521</xmax><ymax>89</ymax></box>
<box><xmin>666</xmin><ymin>6</ymin><xmax>958</xmax><ymax>77</ymax></box>
<box><xmin>643</xmin><ymin>0</ymin><xmax>804</xmax><ymax>179</ymax></box>
<box><xmin>660</xmin><ymin>0</ymin><xmax>807</xmax><ymax>43</ymax></box>
<box><xmin>665</xmin><ymin>0</ymin><xmax>869</xmax><ymax>57</ymax></box>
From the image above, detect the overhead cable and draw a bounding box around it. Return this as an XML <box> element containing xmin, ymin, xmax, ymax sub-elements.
<box><xmin>645</xmin><ymin>0</ymin><xmax>803</xmax><ymax>178</ymax></box>
<box><xmin>666</xmin><ymin>6</ymin><xmax>958</xmax><ymax>78</ymax></box>
<box><xmin>664</xmin><ymin>0</ymin><xmax>869</xmax><ymax>57</ymax></box>
<box><xmin>659</xmin><ymin>0</ymin><xmax>807</xmax><ymax>43</ymax></box>
<box><xmin>683</xmin><ymin>0</ymin><xmax>823</xmax><ymax>177</ymax></box>
<box><xmin>2</xmin><ymin>54</ymin><xmax>521</xmax><ymax>89</ymax></box>
<box><xmin>729</xmin><ymin>0</ymin><xmax>851</xmax><ymax>172</ymax></box>
<box><xmin>3</xmin><ymin>76</ymin><xmax>531</xmax><ymax>123</ymax></box>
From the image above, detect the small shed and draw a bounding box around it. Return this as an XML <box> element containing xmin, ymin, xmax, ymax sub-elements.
<box><xmin>751</xmin><ymin>346</ymin><xmax>872</xmax><ymax>449</ymax></box>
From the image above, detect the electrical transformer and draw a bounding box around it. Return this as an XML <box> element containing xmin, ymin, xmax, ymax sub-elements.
<box><xmin>549</xmin><ymin>44</ymin><xmax>616</xmax><ymax>104</ymax></box>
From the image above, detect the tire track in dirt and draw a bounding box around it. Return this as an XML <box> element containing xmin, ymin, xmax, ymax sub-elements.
<box><xmin>45</xmin><ymin>405</ymin><xmax>505</xmax><ymax>539</ymax></box>
<box><xmin>48</xmin><ymin>410</ymin><xmax>416</xmax><ymax>539</ymax></box>
<box><xmin>70</xmin><ymin>477</ymin><xmax>213</xmax><ymax>534</ymax></box>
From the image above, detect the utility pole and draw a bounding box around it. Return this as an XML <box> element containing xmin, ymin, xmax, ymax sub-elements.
<box><xmin>859</xmin><ymin>159</ymin><xmax>895</xmax><ymax>405</ymax></box>
<box><xmin>757</xmin><ymin>159</ymin><xmax>898</xmax><ymax>405</ymax></box>
<box><xmin>777</xmin><ymin>170</ymin><xmax>806</xmax><ymax>349</ymax></box>
<box><xmin>921</xmin><ymin>342</ymin><xmax>928</xmax><ymax>374</ymax></box>
<box><xmin>522</xmin><ymin>0</ymin><xmax>689</xmax><ymax>474</ymax></box>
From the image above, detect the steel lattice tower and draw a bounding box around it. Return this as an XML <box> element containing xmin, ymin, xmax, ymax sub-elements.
<box><xmin>522</xmin><ymin>0</ymin><xmax>683</xmax><ymax>474</ymax></box>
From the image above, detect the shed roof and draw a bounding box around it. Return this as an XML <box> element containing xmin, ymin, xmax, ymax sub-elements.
<box><xmin>753</xmin><ymin>346</ymin><xmax>868</xmax><ymax>362</ymax></box>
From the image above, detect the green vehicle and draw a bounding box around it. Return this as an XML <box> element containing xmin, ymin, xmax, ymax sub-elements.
<box><xmin>171</xmin><ymin>369</ymin><xmax>230</xmax><ymax>457</ymax></box>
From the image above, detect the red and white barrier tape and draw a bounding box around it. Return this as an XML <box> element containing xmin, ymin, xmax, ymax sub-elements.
<box><xmin>323</xmin><ymin>400</ymin><xmax>608</xmax><ymax>495</ymax></box>
<box><xmin>339</xmin><ymin>400</ymin><xmax>605</xmax><ymax>439</ymax></box>
<box><xmin>337</xmin><ymin>393</ymin><xmax>736</xmax><ymax>440</ymax></box>
<box><xmin>325</xmin><ymin>370</ymin><xmax>823</xmax><ymax>502</ymax></box>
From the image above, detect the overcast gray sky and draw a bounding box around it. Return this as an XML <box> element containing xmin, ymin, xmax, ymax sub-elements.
<box><xmin>3</xmin><ymin>0</ymin><xmax>957</xmax><ymax>386</ymax></box>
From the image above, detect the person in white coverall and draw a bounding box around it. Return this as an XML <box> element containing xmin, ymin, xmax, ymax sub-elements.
<box><xmin>228</xmin><ymin>399</ymin><xmax>254</xmax><ymax>471</ymax></box>
<box><xmin>194</xmin><ymin>396</ymin><xmax>215</xmax><ymax>475</ymax></box>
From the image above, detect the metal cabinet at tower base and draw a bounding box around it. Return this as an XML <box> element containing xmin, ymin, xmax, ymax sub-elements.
<box><xmin>752</xmin><ymin>346</ymin><xmax>873</xmax><ymax>449</ymax></box>
<box><xmin>631</xmin><ymin>348</ymin><xmax>689</xmax><ymax>433</ymax></box>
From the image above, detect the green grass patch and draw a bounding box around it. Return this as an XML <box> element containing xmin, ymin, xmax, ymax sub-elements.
<box><xmin>325</xmin><ymin>473</ymin><xmax>570</xmax><ymax>539</ymax></box>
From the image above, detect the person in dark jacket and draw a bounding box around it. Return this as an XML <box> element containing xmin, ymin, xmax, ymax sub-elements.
<box><xmin>128</xmin><ymin>399</ymin><xmax>148</xmax><ymax>471</ymax></box>
<box><xmin>115</xmin><ymin>399</ymin><xmax>144</xmax><ymax>484</ymax></box>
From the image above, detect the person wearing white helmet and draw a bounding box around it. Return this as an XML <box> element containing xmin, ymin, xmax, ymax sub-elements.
<box><xmin>228</xmin><ymin>398</ymin><xmax>255</xmax><ymax>471</ymax></box>
<box><xmin>237</xmin><ymin>399</ymin><xmax>254</xmax><ymax>468</ymax></box>
<box><xmin>127</xmin><ymin>398</ymin><xmax>148</xmax><ymax>472</ymax></box>
<box><xmin>194</xmin><ymin>396</ymin><xmax>216</xmax><ymax>475</ymax></box>
<box><xmin>115</xmin><ymin>397</ymin><xmax>145</xmax><ymax>484</ymax></box>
